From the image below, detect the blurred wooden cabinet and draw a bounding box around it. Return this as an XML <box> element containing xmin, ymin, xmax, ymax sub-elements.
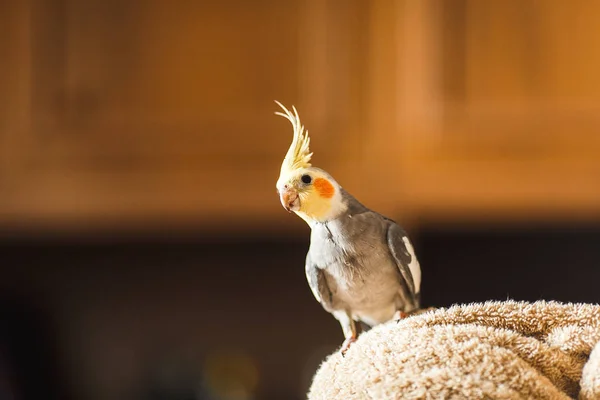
<box><xmin>374</xmin><ymin>0</ymin><xmax>600</xmax><ymax>224</ymax></box>
<box><xmin>0</xmin><ymin>0</ymin><xmax>369</xmax><ymax>231</ymax></box>
<box><xmin>1</xmin><ymin>0</ymin><xmax>599</xmax><ymax>232</ymax></box>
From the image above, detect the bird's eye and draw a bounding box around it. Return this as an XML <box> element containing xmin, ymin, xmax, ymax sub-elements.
<box><xmin>301</xmin><ymin>174</ymin><xmax>312</xmax><ymax>184</ymax></box>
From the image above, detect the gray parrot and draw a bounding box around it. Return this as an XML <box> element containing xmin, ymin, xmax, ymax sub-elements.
<box><xmin>274</xmin><ymin>102</ymin><xmax>422</xmax><ymax>353</ymax></box>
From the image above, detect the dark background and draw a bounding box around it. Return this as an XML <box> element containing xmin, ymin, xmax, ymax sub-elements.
<box><xmin>2</xmin><ymin>223</ymin><xmax>599</xmax><ymax>400</ymax></box>
<box><xmin>2</xmin><ymin>1</ymin><xmax>600</xmax><ymax>399</ymax></box>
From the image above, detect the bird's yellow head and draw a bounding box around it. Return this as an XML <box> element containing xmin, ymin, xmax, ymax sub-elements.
<box><xmin>274</xmin><ymin>101</ymin><xmax>346</xmax><ymax>224</ymax></box>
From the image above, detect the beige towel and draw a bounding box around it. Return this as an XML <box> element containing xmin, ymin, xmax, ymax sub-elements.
<box><xmin>308</xmin><ymin>301</ymin><xmax>600</xmax><ymax>399</ymax></box>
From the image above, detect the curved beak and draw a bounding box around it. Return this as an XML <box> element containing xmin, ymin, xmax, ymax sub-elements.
<box><xmin>279</xmin><ymin>187</ymin><xmax>300</xmax><ymax>212</ymax></box>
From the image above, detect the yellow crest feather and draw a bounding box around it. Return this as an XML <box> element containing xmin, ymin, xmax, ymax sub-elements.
<box><xmin>274</xmin><ymin>101</ymin><xmax>312</xmax><ymax>176</ymax></box>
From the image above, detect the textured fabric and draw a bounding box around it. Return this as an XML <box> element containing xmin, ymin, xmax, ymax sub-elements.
<box><xmin>308</xmin><ymin>301</ymin><xmax>600</xmax><ymax>400</ymax></box>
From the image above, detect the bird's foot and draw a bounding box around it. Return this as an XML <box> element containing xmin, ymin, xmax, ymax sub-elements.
<box><xmin>393</xmin><ymin>310</ymin><xmax>408</xmax><ymax>322</ymax></box>
<box><xmin>395</xmin><ymin>307</ymin><xmax>437</xmax><ymax>323</ymax></box>
<box><xmin>340</xmin><ymin>337</ymin><xmax>357</xmax><ymax>356</ymax></box>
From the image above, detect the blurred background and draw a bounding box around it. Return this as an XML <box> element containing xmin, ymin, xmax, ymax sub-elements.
<box><xmin>1</xmin><ymin>1</ymin><xmax>600</xmax><ymax>399</ymax></box>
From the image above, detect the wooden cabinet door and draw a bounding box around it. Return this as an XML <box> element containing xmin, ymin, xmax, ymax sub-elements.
<box><xmin>367</xmin><ymin>0</ymin><xmax>600</xmax><ymax>225</ymax></box>
<box><xmin>0</xmin><ymin>0</ymin><xmax>370</xmax><ymax>233</ymax></box>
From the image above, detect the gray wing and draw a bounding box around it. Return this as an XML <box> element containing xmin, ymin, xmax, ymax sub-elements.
<box><xmin>385</xmin><ymin>222</ymin><xmax>420</xmax><ymax>309</ymax></box>
<box><xmin>305</xmin><ymin>252</ymin><xmax>334</xmax><ymax>312</ymax></box>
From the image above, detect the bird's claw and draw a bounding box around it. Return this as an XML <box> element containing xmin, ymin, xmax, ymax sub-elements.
<box><xmin>340</xmin><ymin>337</ymin><xmax>357</xmax><ymax>356</ymax></box>
<box><xmin>394</xmin><ymin>307</ymin><xmax>438</xmax><ymax>323</ymax></box>
<box><xmin>394</xmin><ymin>310</ymin><xmax>408</xmax><ymax>323</ymax></box>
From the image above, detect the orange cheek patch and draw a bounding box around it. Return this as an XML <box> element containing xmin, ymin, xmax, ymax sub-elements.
<box><xmin>314</xmin><ymin>178</ymin><xmax>335</xmax><ymax>199</ymax></box>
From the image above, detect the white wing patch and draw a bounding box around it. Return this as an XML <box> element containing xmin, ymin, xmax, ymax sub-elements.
<box><xmin>402</xmin><ymin>236</ymin><xmax>421</xmax><ymax>294</ymax></box>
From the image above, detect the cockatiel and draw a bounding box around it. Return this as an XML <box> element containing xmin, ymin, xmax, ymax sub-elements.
<box><xmin>274</xmin><ymin>101</ymin><xmax>422</xmax><ymax>353</ymax></box>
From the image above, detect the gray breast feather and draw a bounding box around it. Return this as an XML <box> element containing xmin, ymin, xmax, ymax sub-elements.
<box><xmin>305</xmin><ymin>252</ymin><xmax>334</xmax><ymax>311</ymax></box>
<box><xmin>307</xmin><ymin>210</ymin><xmax>420</xmax><ymax>312</ymax></box>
